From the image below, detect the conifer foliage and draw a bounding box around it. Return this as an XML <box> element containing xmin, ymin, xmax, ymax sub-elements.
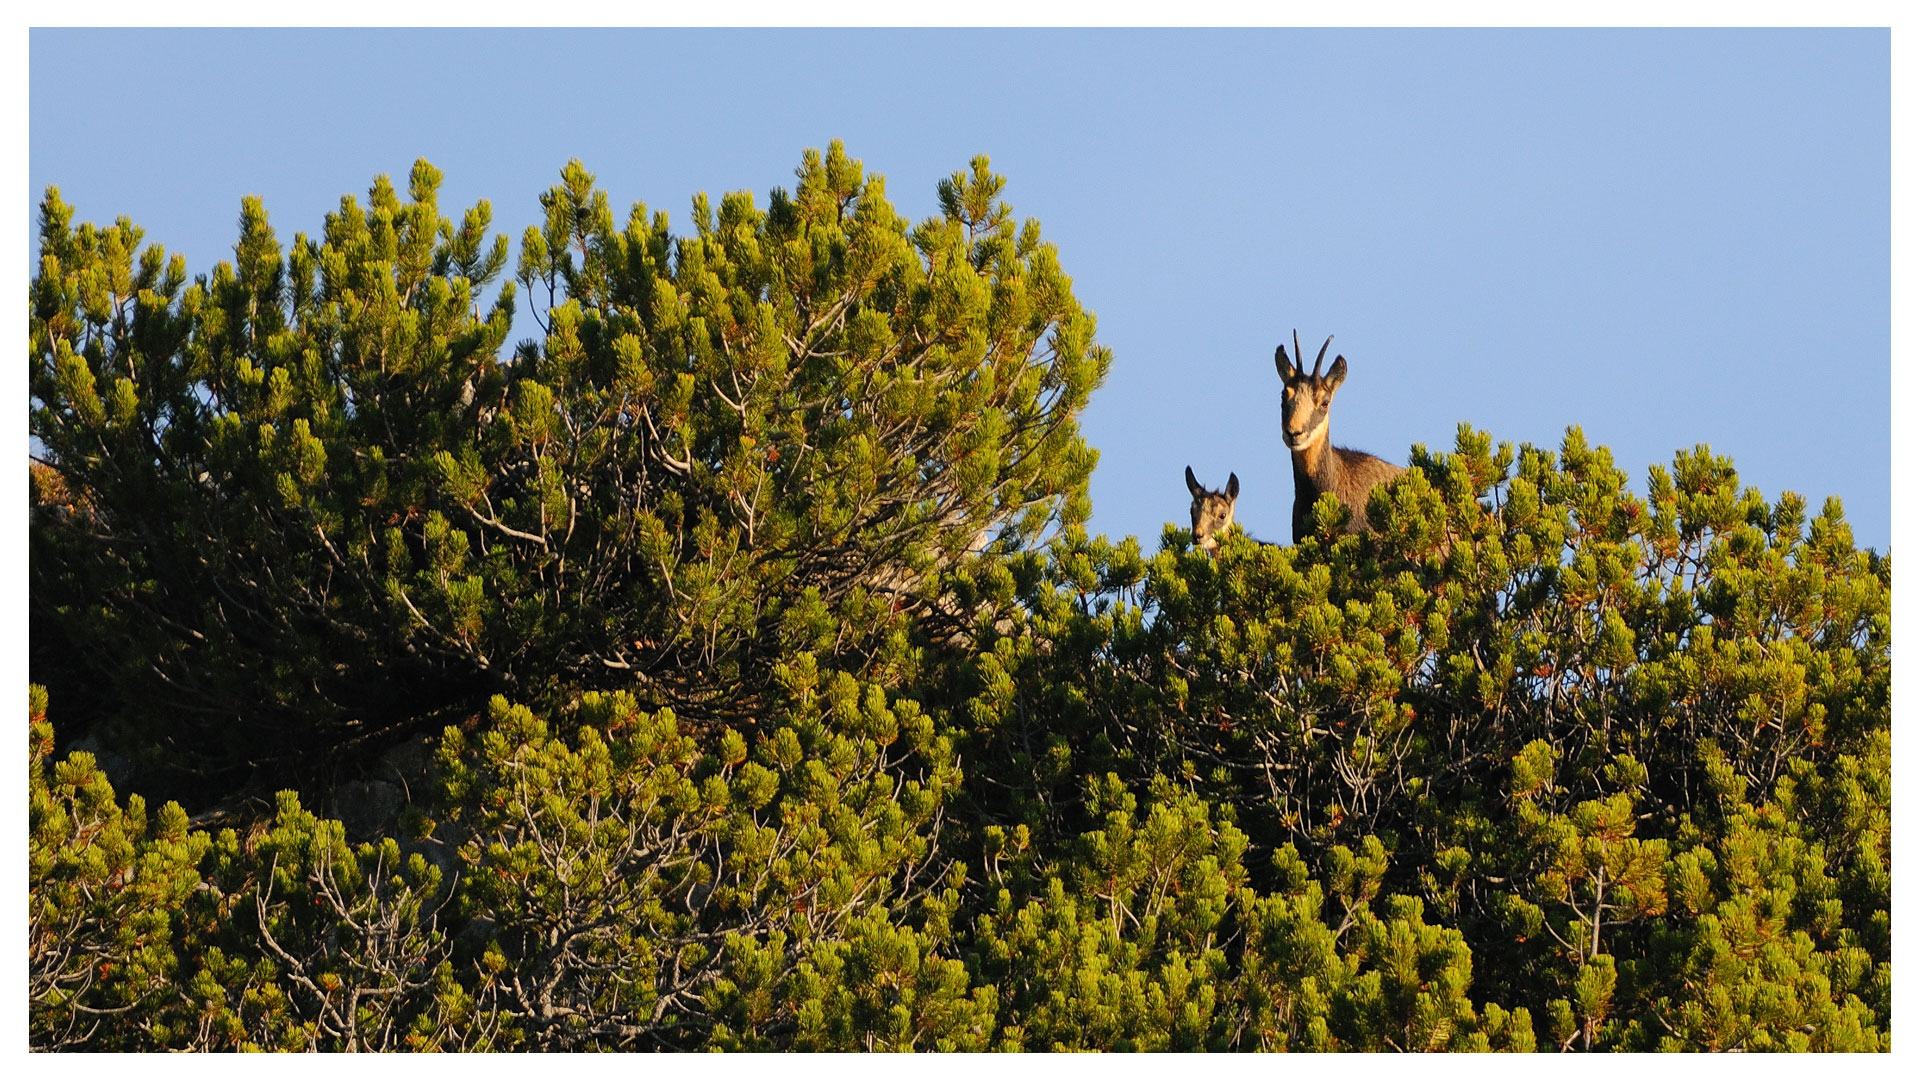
<box><xmin>28</xmin><ymin>147</ymin><xmax>1890</xmax><ymax>1051</ymax></box>
<box><xmin>29</xmin><ymin>143</ymin><xmax>1103</xmax><ymax>788</ymax></box>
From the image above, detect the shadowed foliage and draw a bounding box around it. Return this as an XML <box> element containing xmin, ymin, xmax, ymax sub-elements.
<box><xmin>29</xmin><ymin>148</ymin><xmax>1889</xmax><ymax>1051</ymax></box>
<box><xmin>30</xmin><ymin>143</ymin><xmax>1103</xmax><ymax>798</ymax></box>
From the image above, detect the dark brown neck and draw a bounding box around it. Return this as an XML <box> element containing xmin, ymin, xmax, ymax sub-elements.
<box><xmin>1289</xmin><ymin>435</ymin><xmax>1333</xmax><ymax>544</ymax></box>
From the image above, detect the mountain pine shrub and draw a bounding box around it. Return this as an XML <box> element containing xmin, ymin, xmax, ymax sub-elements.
<box><xmin>28</xmin><ymin>147</ymin><xmax>1889</xmax><ymax>1051</ymax></box>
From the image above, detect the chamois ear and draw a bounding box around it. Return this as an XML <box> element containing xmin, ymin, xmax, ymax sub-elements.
<box><xmin>1185</xmin><ymin>465</ymin><xmax>1204</xmax><ymax>497</ymax></box>
<box><xmin>1225</xmin><ymin>472</ymin><xmax>1240</xmax><ymax>500</ymax></box>
<box><xmin>1325</xmin><ymin>355</ymin><xmax>1348</xmax><ymax>391</ymax></box>
<box><xmin>1274</xmin><ymin>344</ymin><xmax>1297</xmax><ymax>383</ymax></box>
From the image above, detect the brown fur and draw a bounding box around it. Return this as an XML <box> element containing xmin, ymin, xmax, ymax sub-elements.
<box><xmin>1275</xmin><ymin>333</ymin><xmax>1403</xmax><ymax>543</ymax></box>
<box><xmin>1185</xmin><ymin>466</ymin><xmax>1238</xmax><ymax>555</ymax></box>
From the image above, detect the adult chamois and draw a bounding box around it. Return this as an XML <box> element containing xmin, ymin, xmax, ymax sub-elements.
<box><xmin>1275</xmin><ymin>331</ymin><xmax>1404</xmax><ymax>544</ymax></box>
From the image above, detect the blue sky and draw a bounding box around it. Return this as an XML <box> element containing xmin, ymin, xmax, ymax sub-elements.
<box><xmin>27</xmin><ymin>28</ymin><xmax>1892</xmax><ymax>551</ymax></box>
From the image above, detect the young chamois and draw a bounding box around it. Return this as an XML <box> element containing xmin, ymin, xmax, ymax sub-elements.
<box><xmin>1275</xmin><ymin>331</ymin><xmax>1404</xmax><ymax>544</ymax></box>
<box><xmin>1184</xmin><ymin>466</ymin><xmax>1238</xmax><ymax>555</ymax></box>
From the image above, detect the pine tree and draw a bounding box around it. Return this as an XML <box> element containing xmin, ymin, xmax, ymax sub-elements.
<box><xmin>28</xmin><ymin>146</ymin><xmax>1890</xmax><ymax>1052</ymax></box>
<box><xmin>30</xmin><ymin>144</ymin><xmax>1106</xmax><ymax>797</ymax></box>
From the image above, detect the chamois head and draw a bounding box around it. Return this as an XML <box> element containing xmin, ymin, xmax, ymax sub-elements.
<box><xmin>1185</xmin><ymin>466</ymin><xmax>1239</xmax><ymax>555</ymax></box>
<box><xmin>1274</xmin><ymin>330</ymin><xmax>1348</xmax><ymax>452</ymax></box>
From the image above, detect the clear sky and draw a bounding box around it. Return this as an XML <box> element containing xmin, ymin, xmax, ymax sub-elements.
<box><xmin>27</xmin><ymin>28</ymin><xmax>1892</xmax><ymax>551</ymax></box>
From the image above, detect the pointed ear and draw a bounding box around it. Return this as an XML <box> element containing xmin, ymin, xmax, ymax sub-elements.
<box><xmin>1226</xmin><ymin>472</ymin><xmax>1240</xmax><ymax>500</ymax></box>
<box><xmin>1185</xmin><ymin>465</ymin><xmax>1204</xmax><ymax>497</ymax></box>
<box><xmin>1325</xmin><ymin>355</ymin><xmax>1348</xmax><ymax>390</ymax></box>
<box><xmin>1274</xmin><ymin>344</ymin><xmax>1296</xmax><ymax>383</ymax></box>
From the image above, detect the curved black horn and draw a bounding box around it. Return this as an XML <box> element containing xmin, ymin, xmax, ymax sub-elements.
<box><xmin>1314</xmin><ymin>335</ymin><xmax>1333</xmax><ymax>378</ymax></box>
<box><xmin>1293</xmin><ymin>329</ymin><xmax>1304</xmax><ymax>377</ymax></box>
